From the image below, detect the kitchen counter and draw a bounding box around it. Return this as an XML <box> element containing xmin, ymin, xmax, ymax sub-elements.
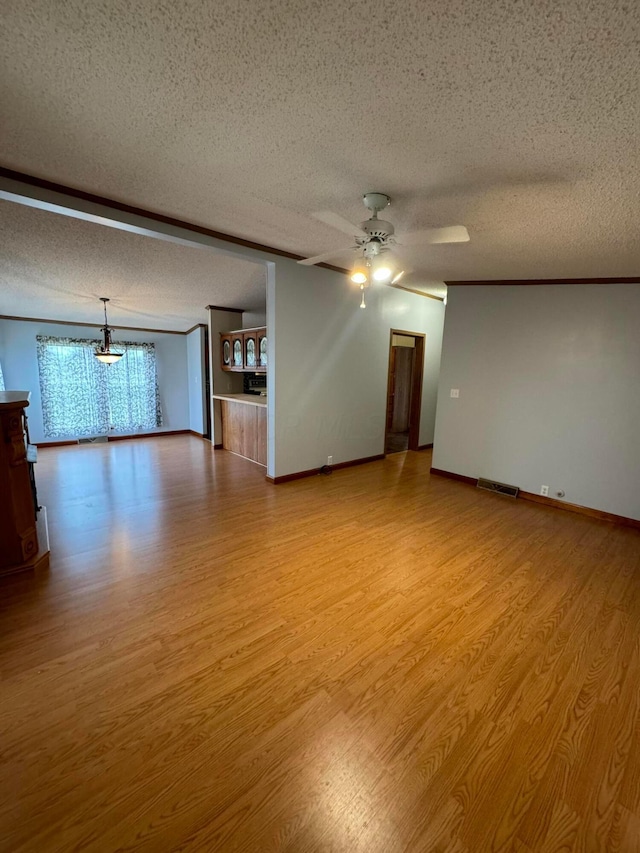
<box><xmin>212</xmin><ymin>393</ymin><xmax>267</xmax><ymax>407</ymax></box>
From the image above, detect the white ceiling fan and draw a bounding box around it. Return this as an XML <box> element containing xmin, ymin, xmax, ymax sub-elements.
<box><xmin>298</xmin><ymin>193</ymin><xmax>469</xmax><ymax>288</ymax></box>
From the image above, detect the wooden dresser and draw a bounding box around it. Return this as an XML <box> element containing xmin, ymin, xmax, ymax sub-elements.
<box><xmin>0</xmin><ymin>391</ymin><xmax>49</xmax><ymax>576</ymax></box>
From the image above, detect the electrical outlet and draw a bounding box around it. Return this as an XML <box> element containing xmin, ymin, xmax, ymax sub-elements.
<box><xmin>540</xmin><ymin>485</ymin><xmax>549</xmax><ymax>496</ymax></box>
<box><xmin>327</xmin><ymin>455</ymin><xmax>333</xmax><ymax>465</ymax></box>
<box><xmin>450</xmin><ymin>388</ymin><xmax>460</xmax><ymax>398</ymax></box>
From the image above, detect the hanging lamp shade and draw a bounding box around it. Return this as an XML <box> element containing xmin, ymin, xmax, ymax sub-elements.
<box><xmin>95</xmin><ymin>298</ymin><xmax>124</xmax><ymax>364</ymax></box>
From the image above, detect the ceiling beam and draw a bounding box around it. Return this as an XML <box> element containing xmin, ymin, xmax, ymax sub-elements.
<box><xmin>0</xmin><ymin>167</ymin><xmax>347</xmax><ymax>273</ymax></box>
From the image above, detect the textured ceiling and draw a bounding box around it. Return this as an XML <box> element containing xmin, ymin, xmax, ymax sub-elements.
<box><xmin>0</xmin><ymin>201</ymin><xmax>265</xmax><ymax>331</ymax></box>
<box><xmin>1</xmin><ymin>0</ymin><xmax>639</xmax><ymax>321</ymax></box>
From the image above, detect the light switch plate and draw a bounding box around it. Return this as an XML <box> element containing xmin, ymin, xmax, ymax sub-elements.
<box><xmin>450</xmin><ymin>389</ymin><xmax>460</xmax><ymax>398</ymax></box>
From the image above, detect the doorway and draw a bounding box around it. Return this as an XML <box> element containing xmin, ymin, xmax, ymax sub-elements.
<box><xmin>384</xmin><ymin>330</ymin><xmax>425</xmax><ymax>454</ymax></box>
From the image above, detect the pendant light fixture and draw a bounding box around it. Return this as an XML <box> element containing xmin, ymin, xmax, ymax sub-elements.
<box><xmin>95</xmin><ymin>298</ymin><xmax>124</xmax><ymax>364</ymax></box>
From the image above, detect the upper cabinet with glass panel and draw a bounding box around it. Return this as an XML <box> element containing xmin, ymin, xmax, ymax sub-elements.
<box><xmin>221</xmin><ymin>328</ymin><xmax>267</xmax><ymax>373</ymax></box>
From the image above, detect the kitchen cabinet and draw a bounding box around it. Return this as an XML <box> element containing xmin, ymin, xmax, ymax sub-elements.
<box><xmin>219</xmin><ymin>397</ymin><xmax>267</xmax><ymax>465</ymax></box>
<box><xmin>221</xmin><ymin>327</ymin><xmax>267</xmax><ymax>372</ymax></box>
<box><xmin>243</xmin><ymin>332</ymin><xmax>258</xmax><ymax>370</ymax></box>
<box><xmin>221</xmin><ymin>334</ymin><xmax>232</xmax><ymax>369</ymax></box>
<box><xmin>257</xmin><ymin>330</ymin><xmax>267</xmax><ymax>369</ymax></box>
<box><xmin>231</xmin><ymin>333</ymin><xmax>244</xmax><ymax>370</ymax></box>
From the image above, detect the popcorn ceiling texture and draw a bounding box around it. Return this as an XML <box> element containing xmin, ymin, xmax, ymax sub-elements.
<box><xmin>0</xmin><ymin>0</ymin><xmax>639</xmax><ymax>322</ymax></box>
<box><xmin>0</xmin><ymin>201</ymin><xmax>265</xmax><ymax>330</ymax></box>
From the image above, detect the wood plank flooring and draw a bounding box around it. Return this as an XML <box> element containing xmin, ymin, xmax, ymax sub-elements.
<box><xmin>1</xmin><ymin>436</ymin><xmax>639</xmax><ymax>852</ymax></box>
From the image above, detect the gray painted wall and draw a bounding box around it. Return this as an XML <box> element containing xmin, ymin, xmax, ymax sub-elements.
<box><xmin>269</xmin><ymin>259</ymin><xmax>445</xmax><ymax>478</ymax></box>
<box><xmin>433</xmin><ymin>284</ymin><xmax>640</xmax><ymax>520</ymax></box>
<box><xmin>186</xmin><ymin>325</ymin><xmax>207</xmax><ymax>435</ymax></box>
<box><xmin>0</xmin><ymin>318</ymin><xmax>189</xmax><ymax>443</ymax></box>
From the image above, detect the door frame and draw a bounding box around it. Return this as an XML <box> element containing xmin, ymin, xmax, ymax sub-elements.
<box><xmin>384</xmin><ymin>329</ymin><xmax>425</xmax><ymax>453</ymax></box>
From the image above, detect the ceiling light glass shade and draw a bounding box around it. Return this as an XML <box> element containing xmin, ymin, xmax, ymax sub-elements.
<box><xmin>350</xmin><ymin>257</ymin><xmax>370</xmax><ymax>284</ymax></box>
<box><xmin>95</xmin><ymin>350</ymin><xmax>124</xmax><ymax>364</ymax></box>
<box><xmin>372</xmin><ymin>265</ymin><xmax>392</xmax><ymax>282</ymax></box>
<box><xmin>391</xmin><ymin>270</ymin><xmax>405</xmax><ymax>284</ymax></box>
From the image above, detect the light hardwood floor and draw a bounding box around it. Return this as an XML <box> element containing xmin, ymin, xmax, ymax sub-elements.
<box><xmin>1</xmin><ymin>437</ymin><xmax>639</xmax><ymax>852</ymax></box>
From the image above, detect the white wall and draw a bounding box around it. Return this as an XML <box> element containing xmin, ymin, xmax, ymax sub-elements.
<box><xmin>0</xmin><ymin>318</ymin><xmax>190</xmax><ymax>443</ymax></box>
<box><xmin>269</xmin><ymin>259</ymin><xmax>445</xmax><ymax>478</ymax></box>
<box><xmin>186</xmin><ymin>325</ymin><xmax>207</xmax><ymax>435</ymax></box>
<box><xmin>432</xmin><ymin>284</ymin><xmax>640</xmax><ymax>521</ymax></box>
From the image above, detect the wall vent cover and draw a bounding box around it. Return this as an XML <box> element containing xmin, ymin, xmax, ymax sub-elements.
<box><xmin>77</xmin><ymin>436</ymin><xmax>108</xmax><ymax>445</ymax></box>
<box><xmin>477</xmin><ymin>477</ymin><xmax>519</xmax><ymax>498</ymax></box>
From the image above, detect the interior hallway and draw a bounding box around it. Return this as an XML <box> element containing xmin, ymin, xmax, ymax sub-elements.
<box><xmin>1</xmin><ymin>436</ymin><xmax>639</xmax><ymax>851</ymax></box>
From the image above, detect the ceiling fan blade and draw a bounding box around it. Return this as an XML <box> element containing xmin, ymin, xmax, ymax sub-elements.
<box><xmin>311</xmin><ymin>210</ymin><xmax>367</xmax><ymax>238</ymax></box>
<box><xmin>297</xmin><ymin>246</ymin><xmax>355</xmax><ymax>266</ymax></box>
<box><xmin>397</xmin><ymin>225</ymin><xmax>470</xmax><ymax>245</ymax></box>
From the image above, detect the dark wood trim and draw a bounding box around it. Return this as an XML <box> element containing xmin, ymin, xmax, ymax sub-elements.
<box><xmin>108</xmin><ymin>430</ymin><xmax>189</xmax><ymax>442</ymax></box>
<box><xmin>38</xmin><ymin>430</ymin><xmax>190</xmax><ymax>447</ymax></box>
<box><xmin>430</xmin><ymin>467</ymin><xmax>477</xmax><ymax>486</ymax></box>
<box><xmin>444</xmin><ymin>277</ymin><xmax>640</xmax><ymax>286</ymax></box>
<box><xmin>184</xmin><ymin>323</ymin><xmax>207</xmax><ymax>335</ymax></box>
<box><xmin>213</xmin><ymin>443</ymin><xmax>223</xmax><ymax>450</ymax></box>
<box><xmin>267</xmin><ymin>454</ymin><xmax>385</xmax><ymax>484</ymax></box>
<box><xmin>518</xmin><ymin>490</ymin><xmax>640</xmax><ymax>529</ymax></box>
<box><xmin>188</xmin><ymin>430</ymin><xmax>210</xmax><ymax>442</ymax></box>
<box><xmin>206</xmin><ymin>305</ymin><xmax>246</xmax><ymax>314</ymax></box>
<box><xmin>0</xmin><ymin>167</ymin><xmax>347</xmax><ymax>274</ymax></box>
<box><xmin>0</xmin><ymin>314</ymin><xmax>186</xmax><ymax>335</ymax></box>
<box><xmin>430</xmin><ymin>466</ymin><xmax>640</xmax><ymax>529</ymax></box>
<box><xmin>35</xmin><ymin>439</ymin><xmax>77</xmax><ymax>448</ymax></box>
<box><xmin>389</xmin><ymin>283</ymin><xmax>445</xmax><ymax>302</ymax></box>
<box><xmin>418</xmin><ymin>443</ymin><xmax>434</xmax><ymax>450</ymax></box>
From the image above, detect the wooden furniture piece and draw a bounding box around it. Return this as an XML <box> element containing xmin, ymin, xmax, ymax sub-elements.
<box><xmin>218</xmin><ymin>396</ymin><xmax>267</xmax><ymax>465</ymax></box>
<box><xmin>0</xmin><ymin>391</ymin><xmax>49</xmax><ymax>575</ymax></box>
<box><xmin>221</xmin><ymin>327</ymin><xmax>267</xmax><ymax>373</ymax></box>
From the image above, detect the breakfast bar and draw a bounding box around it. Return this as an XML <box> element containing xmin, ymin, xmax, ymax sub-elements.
<box><xmin>212</xmin><ymin>393</ymin><xmax>267</xmax><ymax>466</ymax></box>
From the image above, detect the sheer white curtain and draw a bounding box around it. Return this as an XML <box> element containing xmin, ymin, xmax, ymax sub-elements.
<box><xmin>36</xmin><ymin>337</ymin><xmax>162</xmax><ymax>438</ymax></box>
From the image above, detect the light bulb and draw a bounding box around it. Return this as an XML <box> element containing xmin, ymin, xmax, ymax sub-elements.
<box><xmin>372</xmin><ymin>266</ymin><xmax>392</xmax><ymax>282</ymax></box>
<box><xmin>351</xmin><ymin>271</ymin><xmax>367</xmax><ymax>284</ymax></box>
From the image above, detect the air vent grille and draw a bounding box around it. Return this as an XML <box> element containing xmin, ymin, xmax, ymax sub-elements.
<box><xmin>477</xmin><ymin>478</ymin><xmax>519</xmax><ymax>498</ymax></box>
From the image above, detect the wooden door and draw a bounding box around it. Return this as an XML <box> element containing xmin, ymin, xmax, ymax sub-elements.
<box><xmin>390</xmin><ymin>347</ymin><xmax>414</xmax><ymax>432</ymax></box>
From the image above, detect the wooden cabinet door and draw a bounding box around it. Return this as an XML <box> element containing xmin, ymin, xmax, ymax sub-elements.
<box><xmin>257</xmin><ymin>331</ymin><xmax>267</xmax><ymax>370</ymax></box>
<box><xmin>243</xmin><ymin>332</ymin><xmax>257</xmax><ymax>370</ymax></box>
<box><xmin>220</xmin><ymin>334</ymin><xmax>232</xmax><ymax>370</ymax></box>
<box><xmin>231</xmin><ymin>334</ymin><xmax>244</xmax><ymax>370</ymax></box>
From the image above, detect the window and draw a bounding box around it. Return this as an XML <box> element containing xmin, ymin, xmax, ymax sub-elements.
<box><xmin>36</xmin><ymin>336</ymin><xmax>162</xmax><ymax>438</ymax></box>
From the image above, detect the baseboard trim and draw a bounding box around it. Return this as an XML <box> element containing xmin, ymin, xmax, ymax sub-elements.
<box><xmin>518</xmin><ymin>491</ymin><xmax>640</xmax><ymax>529</ymax></box>
<box><xmin>430</xmin><ymin>467</ymin><xmax>477</xmax><ymax>486</ymax></box>
<box><xmin>430</xmin><ymin>466</ymin><xmax>640</xmax><ymax>529</ymax></box>
<box><xmin>188</xmin><ymin>430</ymin><xmax>211</xmax><ymax>441</ymax></box>
<box><xmin>417</xmin><ymin>443</ymin><xmax>434</xmax><ymax>451</ymax></box>
<box><xmin>213</xmin><ymin>443</ymin><xmax>224</xmax><ymax>449</ymax></box>
<box><xmin>267</xmin><ymin>453</ymin><xmax>385</xmax><ymax>484</ymax></box>
<box><xmin>37</xmin><ymin>430</ymin><xmax>189</xmax><ymax>447</ymax></box>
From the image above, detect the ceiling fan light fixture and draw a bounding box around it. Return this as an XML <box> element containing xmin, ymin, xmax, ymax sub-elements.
<box><xmin>372</xmin><ymin>265</ymin><xmax>392</xmax><ymax>282</ymax></box>
<box><xmin>351</xmin><ymin>270</ymin><xmax>368</xmax><ymax>284</ymax></box>
<box><xmin>391</xmin><ymin>270</ymin><xmax>405</xmax><ymax>285</ymax></box>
